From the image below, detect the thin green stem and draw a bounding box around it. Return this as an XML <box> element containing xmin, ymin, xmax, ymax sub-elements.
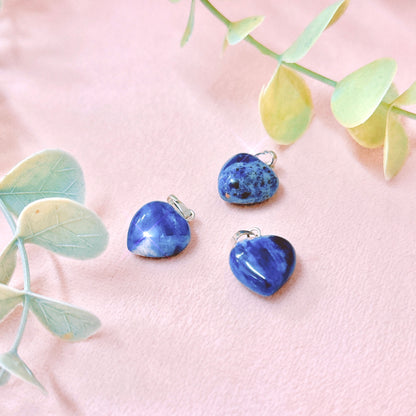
<box><xmin>391</xmin><ymin>106</ymin><xmax>416</xmax><ymax>120</ymax></box>
<box><xmin>17</xmin><ymin>238</ymin><xmax>31</xmax><ymax>292</ymax></box>
<box><xmin>0</xmin><ymin>198</ymin><xmax>31</xmax><ymax>353</ymax></box>
<box><xmin>199</xmin><ymin>0</ymin><xmax>229</xmax><ymax>25</ymax></box>
<box><xmin>283</xmin><ymin>62</ymin><xmax>337</xmax><ymax>87</ymax></box>
<box><xmin>11</xmin><ymin>296</ymin><xmax>29</xmax><ymax>353</ymax></box>
<box><xmin>245</xmin><ymin>35</ymin><xmax>280</xmax><ymax>61</ymax></box>
<box><xmin>198</xmin><ymin>0</ymin><xmax>416</xmax><ymax>120</ymax></box>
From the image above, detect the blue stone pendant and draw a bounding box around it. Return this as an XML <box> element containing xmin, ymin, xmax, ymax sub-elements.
<box><xmin>229</xmin><ymin>228</ymin><xmax>296</xmax><ymax>296</ymax></box>
<box><xmin>127</xmin><ymin>195</ymin><xmax>194</xmax><ymax>258</ymax></box>
<box><xmin>218</xmin><ymin>151</ymin><xmax>279</xmax><ymax>205</ymax></box>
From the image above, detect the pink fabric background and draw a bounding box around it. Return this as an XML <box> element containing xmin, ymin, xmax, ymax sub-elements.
<box><xmin>0</xmin><ymin>0</ymin><xmax>415</xmax><ymax>414</ymax></box>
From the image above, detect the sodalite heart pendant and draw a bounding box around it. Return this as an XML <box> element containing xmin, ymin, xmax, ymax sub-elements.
<box><xmin>229</xmin><ymin>228</ymin><xmax>296</xmax><ymax>296</ymax></box>
<box><xmin>127</xmin><ymin>195</ymin><xmax>194</xmax><ymax>258</ymax></box>
<box><xmin>218</xmin><ymin>151</ymin><xmax>279</xmax><ymax>205</ymax></box>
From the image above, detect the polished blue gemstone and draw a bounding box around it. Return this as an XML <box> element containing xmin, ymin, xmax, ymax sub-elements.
<box><xmin>127</xmin><ymin>201</ymin><xmax>191</xmax><ymax>258</ymax></box>
<box><xmin>218</xmin><ymin>153</ymin><xmax>279</xmax><ymax>204</ymax></box>
<box><xmin>229</xmin><ymin>235</ymin><xmax>296</xmax><ymax>296</ymax></box>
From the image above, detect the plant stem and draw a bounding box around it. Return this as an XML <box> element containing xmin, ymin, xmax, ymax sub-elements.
<box><xmin>198</xmin><ymin>0</ymin><xmax>416</xmax><ymax>120</ymax></box>
<box><xmin>244</xmin><ymin>36</ymin><xmax>280</xmax><ymax>61</ymax></box>
<box><xmin>0</xmin><ymin>198</ymin><xmax>31</xmax><ymax>353</ymax></box>
<box><xmin>199</xmin><ymin>0</ymin><xmax>229</xmax><ymax>25</ymax></box>
<box><xmin>11</xmin><ymin>296</ymin><xmax>29</xmax><ymax>353</ymax></box>
<box><xmin>391</xmin><ymin>106</ymin><xmax>416</xmax><ymax>120</ymax></box>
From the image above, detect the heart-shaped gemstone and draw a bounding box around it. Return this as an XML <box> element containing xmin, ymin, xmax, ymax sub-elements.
<box><xmin>229</xmin><ymin>235</ymin><xmax>296</xmax><ymax>296</ymax></box>
<box><xmin>218</xmin><ymin>153</ymin><xmax>279</xmax><ymax>204</ymax></box>
<box><xmin>127</xmin><ymin>201</ymin><xmax>190</xmax><ymax>258</ymax></box>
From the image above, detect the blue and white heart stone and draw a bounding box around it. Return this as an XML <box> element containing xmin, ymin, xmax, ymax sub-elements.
<box><xmin>127</xmin><ymin>201</ymin><xmax>191</xmax><ymax>258</ymax></box>
<box><xmin>218</xmin><ymin>153</ymin><xmax>279</xmax><ymax>204</ymax></box>
<box><xmin>229</xmin><ymin>235</ymin><xmax>296</xmax><ymax>296</ymax></box>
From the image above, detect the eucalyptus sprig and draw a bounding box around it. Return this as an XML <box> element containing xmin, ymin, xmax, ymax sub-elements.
<box><xmin>0</xmin><ymin>150</ymin><xmax>108</xmax><ymax>392</ymax></box>
<box><xmin>172</xmin><ymin>0</ymin><xmax>416</xmax><ymax>179</ymax></box>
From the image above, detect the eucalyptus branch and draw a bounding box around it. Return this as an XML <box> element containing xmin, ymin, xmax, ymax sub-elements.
<box><xmin>0</xmin><ymin>198</ymin><xmax>31</xmax><ymax>353</ymax></box>
<box><xmin>0</xmin><ymin>150</ymin><xmax>108</xmax><ymax>392</ymax></box>
<box><xmin>199</xmin><ymin>0</ymin><xmax>416</xmax><ymax>121</ymax></box>
<box><xmin>174</xmin><ymin>0</ymin><xmax>416</xmax><ymax>178</ymax></box>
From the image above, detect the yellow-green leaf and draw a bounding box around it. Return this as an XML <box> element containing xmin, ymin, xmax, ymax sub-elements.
<box><xmin>347</xmin><ymin>84</ymin><xmax>399</xmax><ymax>148</ymax></box>
<box><xmin>226</xmin><ymin>16</ymin><xmax>264</xmax><ymax>46</ymax></box>
<box><xmin>16</xmin><ymin>198</ymin><xmax>108</xmax><ymax>260</ymax></box>
<box><xmin>180</xmin><ymin>0</ymin><xmax>195</xmax><ymax>47</ymax></box>
<box><xmin>0</xmin><ymin>283</ymin><xmax>23</xmax><ymax>322</ymax></box>
<box><xmin>28</xmin><ymin>293</ymin><xmax>101</xmax><ymax>342</ymax></box>
<box><xmin>327</xmin><ymin>0</ymin><xmax>350</xmax><ymax>27</ymax></box>
<box><xmin>0</xmin><ymin>241</ymin><xmax>18</xmax><ymax>285</ymax></box>
<box><xmin>259</xmin><ymin>65</ymin><xmax>313</xmax><ymax>144</ymax></box>
<box><xmin>0</xmin><ymin>352</ymin><xmax>45</xmax><ymax>393</ymax></box>
<box><xmin>0</xmin><ymin>149</ymin><xmax>85</xmax><ymax>217</ymax></box>
<box><xmin>331</xmin><ymin>58</ymin><xmax>397</xmax><ymax>128</ymax></box>
<box><xmin>282</xmin><ymin>0</ymin><xmax>348</xmax><ymax>63</ymax></box>
<box><xmin>392</xmin><ymin>81</ymin><xmax>416</xmax><ymax>107</ymax></box>
<box><xmin>383</xmin><ymin>114</ymin><xmax>408</xmax><ymax>180</ymax></box>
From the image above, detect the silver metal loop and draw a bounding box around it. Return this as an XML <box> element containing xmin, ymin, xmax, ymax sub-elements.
<box><xmin>232</xmin><ymin>227</ymin><xmax>262</xmax><ymax>245</ymax></box>
<box><xmin>255</xmin><ymin>150</ymin><xmax>277</xmax><ymax>167</ymax></box>
<box><xmin>167</xmin><ymin>195</ymin><xmax>195</xmax><ymax>221</ymax></box>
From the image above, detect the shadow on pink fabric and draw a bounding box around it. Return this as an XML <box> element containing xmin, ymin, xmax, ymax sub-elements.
<box><xmin>0</xmin><ymin>0</ymin><xmax>415</xmax><ymax>414</ymax></box>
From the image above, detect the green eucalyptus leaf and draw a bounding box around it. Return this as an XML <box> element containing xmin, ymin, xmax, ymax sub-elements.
<box><xmin>331</xmin><ymin>58</ymin><xmax>397</xmax><ymax>128</ymax></box>
<box><xmin>16</xmin><ymin>198</ymin><xmax>108</xmax><ymax>260</ymax></box>
<box><xmin>0</xmin><ymin>368</ymin><xmax>11</xmax><ymax>386</ymax></box>
<box><xmin>347</xmin><ymin>84</ymin><xmax>399</xmax><ymax>148</ymax></box>
<box><xmin>0</xmin><ymin>240</ymin><xmax>18</xmax><ymax>285</ymax></box>
<box><xmin>327</xmin><ymin>0</ymin><xmax>350</xmax><ymax>27</ymax></box>
<box><xmin>392</xmin><ymin>81</ymin><xmax>416</xmax><ymax>107</ymax></box>
<box><xmin>282</xmin><ymin>0</ymin><xmax>348</xmax><ymax>63</ymax></box>
<box><xmin>180</xmin><ymin>0</ymin><xmax>196</xmax><ymax>47</ymax></box>
<box><xmin>226</xmin><ymin>16</ymin><xmax>264</xmax><ymax>46</ymax></box>
<box><xmin>0</xmin><ymin>150</ymin><xmax>85</xmax><ymax>217</ymax></box>
<box><xmin>28</xmin><ymin>293</ymin><xmax>101</xmax><ymax>341</ymax></box>
<box><xmin>169</xmin><ymin>0</ymin><xmax>181</xmax><ymax>2</ymax></box>
<box><xmin>383</xmin><ymin>113</ymin><xmax>408</xmax><ymax>180</ymax></box>
<box><xmin>0</xmin><ymin>283</ymin><xmax>23</xmax><ymax>322</ymax></box>
<box><xmin>0</xmin><ymin>352</ymin><xmax>46</xmax><ymax>393</ymax></box>
<box><xmin>259</xmin><ymin>65</ymin><xmax>313</xmax><ymax>144</ymax></box>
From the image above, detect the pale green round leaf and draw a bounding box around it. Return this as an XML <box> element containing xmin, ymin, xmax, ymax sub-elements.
<box><xmin>347</xmin><ymin>84</ymin><xmax>399</xmax><ymax>148</ymax></box>
<box><xmin>227</xmin><ymin>16</ymin><xmax>264</xmax><ymax>46</ymax></box>
<box><xmin>331</xmin><ymin>58</ymin><xmax>397</xmax><ymax>128</ymax></box>
<box><xmin>0</xmin><ymin>352</ymin><xmax>46</xmax><ymax>393</ymax></box>
<box><xmin>0</xmin><ymin>283</ymin><xmax>23</xmax><ymax>322</ymax></box>
<box><xmin>259</xmin><ymin>65</ymin><xmax>313</xmax><ymax>144</ymax></box>
<box><xmin>383</xmin><ymin>114</ymin><xmax>408</xmax><ymax>180</ymax></box>
<box><xmin>16</xmin><ymin>198</ymin><xmax>108</xmax><ymax>259</ymax></box>
<box><xmin>28</xmin><ymin>293</ymin><xmax>101</xmax><ymax>342</ymax></box>
<box><xmin>180</xmin><ymin>0</ymin><xmax>196</xmax><ymax>47</ymax></box>
<box><xmin>282</xmin><ymin>0</ymin><xmax>348</xmax><ymax>63</ymax></box>
<box><xmin>0</xmin><ymin>149</ymin><xmax>85</xmax><ymax>217</ymax></box>
<box><xmin>0</xmin><ymin>240</ymin><xmax>18</xmax><ymax>285</ymax></box>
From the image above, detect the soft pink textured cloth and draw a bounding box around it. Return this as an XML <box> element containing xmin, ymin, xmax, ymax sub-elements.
<box><xmin>0</xmin><ymin>0</ymin><xmax>415</xmax><ymax>414</ymax></box>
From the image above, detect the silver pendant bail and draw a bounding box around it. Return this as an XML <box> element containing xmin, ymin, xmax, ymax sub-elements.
<box><xmin>167</xmin><ymin>195</ymin><xmax>195</xmax><ymax>221</ymax></box>
<box><xmin>232</xmin><ymin>227</ymin><xmax>262</xmax><ymax>245</ymax></box>
<box><xmin>255</xmin><ymin>150</ymin><xmax>277</xmax><ymax>167</ymax></box>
